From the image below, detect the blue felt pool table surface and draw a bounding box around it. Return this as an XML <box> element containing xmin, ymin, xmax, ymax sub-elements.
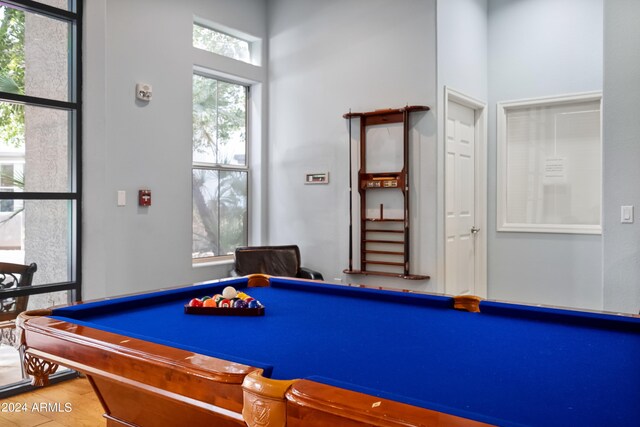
<box><xmin>50</xmin><ymin>277</ymin><xmax>640</xmax><ymax>427</ymax></box>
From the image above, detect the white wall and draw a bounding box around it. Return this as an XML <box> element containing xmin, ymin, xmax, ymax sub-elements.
<box><xmin>437</xmin><ymin>0</ymin><xmax>604</xmax><ymax>309</ymax></box>
<box><xmin>267</xmin><ymin>0</ymin><xmax>438</xmax><ymax>289</ymax></box>
<box><xmin>436</xmin><ymin>0</ymin><xmax>489</xmax><ymax>292</ymax></box>
<box><xmin>487</xmin><ymin>0</ymin><xmax>603</xmax><ymax>309</ymax></box>
<box><xmin>82</xmin><ymin>0</ymin><xmax>267</xmax><ymax>299</ymax></box>
<box><xmin>437</xmin><ymin>0</ymin><xmax>488</xmax><ymax>102</ymax></box>
<box><xmin>82</xmin><ymin>0</ymin><xmax>636</xmax><ymax>313</ymax></box>
<box><xmin>603</xmin><ymin>0</ymin><xmax>640</xmax><ymax>313</ymax></box>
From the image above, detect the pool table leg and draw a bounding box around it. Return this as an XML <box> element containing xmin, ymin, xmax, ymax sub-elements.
<box><xmin>16</xmin><ymin>310</ymin><xmax>59</xmax><ymax>386</ymax></box>
<box><xmin>22</xmin><ymin>351</ymin><xmax>59</xmax><ymax>386</ymax></box>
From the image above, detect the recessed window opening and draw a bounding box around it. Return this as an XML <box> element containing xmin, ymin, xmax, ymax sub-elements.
<box><xmin>193</xmin><ymin>22</ymin><xmax>252</xmax><ymax>64</ymax></box>
<box><xmin>497</xmin><ymin>93</ymin><xmax>602</xmax><ymax>234</ymax></box>
<box><xmin>192</xmin><ymin>73</ymin><xmax>248</xmax><ymax>261</ymax></box>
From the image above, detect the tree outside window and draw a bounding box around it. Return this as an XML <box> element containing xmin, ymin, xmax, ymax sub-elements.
<box><xmin>192</xmin><ymin>74</ymin><xmax>248</xmax><ymax>259</ymax></box>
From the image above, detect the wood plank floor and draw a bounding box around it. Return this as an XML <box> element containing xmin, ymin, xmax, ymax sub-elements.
<box><xmin>0</xmin><ymin>378</ymin><xmax>105</xmax><ymax>426</ymax></box>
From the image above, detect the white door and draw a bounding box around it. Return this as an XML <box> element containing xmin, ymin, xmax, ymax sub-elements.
<box><xmin>445</xmin><ymin>100</ymin><xmax>477</xmax><ymax>296</ymax></box>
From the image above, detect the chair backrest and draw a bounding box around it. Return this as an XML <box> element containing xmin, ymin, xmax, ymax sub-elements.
<box><xmin>234</xmin><ymin>246</ymin><xmax>301</xmax><ymax>277</ymax></box>
<box><xmin>0</xmin><ymin>262</ymin><xmax>37</xmax><ymax>322</ymax></box>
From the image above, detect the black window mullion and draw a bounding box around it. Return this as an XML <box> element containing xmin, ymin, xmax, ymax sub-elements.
<box><xmin>0</xmin><ymin>281</ymin><xmax>77</xmax><ymax>299</ymax></box>
<box><xmin>0</xmin><ymin>0</ymin><xmax>77</xmax><ymax>21</ymax></box>
<box><xmin>0</xmin><ymin>192</ymin><xmax>78</xmax><ymax>200</ymax></box>
<box><xmin>0</xmin><ymin>91</ymin><xmax>77</xmax><ymax>111</ymax></box>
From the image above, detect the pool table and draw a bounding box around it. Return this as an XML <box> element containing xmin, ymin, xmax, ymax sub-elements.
<box><xmin>16</xmin><ymin>274</ymin><xmax>640</xmax><ymax>427</ymax></box>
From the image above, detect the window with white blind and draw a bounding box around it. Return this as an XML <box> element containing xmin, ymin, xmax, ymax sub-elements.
<box><xmin>497</xmin><ymin>93</ymin><xmax>602</xmax><ymax>234</ymax></box>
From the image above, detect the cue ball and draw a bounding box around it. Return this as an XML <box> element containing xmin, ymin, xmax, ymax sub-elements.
<box><xmin>222</xmin><ymin>286</ymin><xmax>237</xmax><ymax>299</ymax></box>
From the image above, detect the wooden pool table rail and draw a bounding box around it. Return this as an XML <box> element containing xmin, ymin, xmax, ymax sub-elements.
<box><xmin>17</xmin><ymin>310</ymin><xmax>255</xmax><ymax>426</ymax></box>
<box><xmin>243</xmin><ymin>371</ymin><xmax>491</xmax><ymax>427</ymax></box>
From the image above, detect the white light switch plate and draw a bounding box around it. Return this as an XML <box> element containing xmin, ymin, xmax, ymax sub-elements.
<box><xmin>117</xmin><ymin>190</ymin><xmax>126</xmax><ymax>207</ymax></box>
<box><xmin>621</xmin><ymin>205</ymin><xmax>634</xmax><ymax>223</ymax></box>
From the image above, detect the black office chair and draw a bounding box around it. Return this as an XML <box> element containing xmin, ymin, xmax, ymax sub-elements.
<box><xmin>231</xmin><ymin>245</ymin><xmax>323</xmax><ymax>280</ymax></box>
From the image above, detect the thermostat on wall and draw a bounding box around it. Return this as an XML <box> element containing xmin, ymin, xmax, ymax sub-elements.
<box><xmin>305</xmin><ymin>172</ymin><xmax>329</xmax><ymax>185</ymax></box>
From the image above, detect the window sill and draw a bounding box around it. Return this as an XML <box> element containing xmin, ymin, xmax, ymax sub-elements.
<box><xmin>192</xmin><ymin>255</ymin><xmax>234</xmax><ymax>269</ymax></box>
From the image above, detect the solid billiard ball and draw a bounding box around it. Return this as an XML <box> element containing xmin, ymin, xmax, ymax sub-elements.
<box><xmin>222</xmin><ymin>286</ymin><xmax>237</xmax><ymax>300</ymax></box>
<box><xmin>188</xmin><ymin>298</ymin><xmax>203</xmax><ymax>307</ymax></box>
<box><xmin>203</xmin><ymin>299</ymin><xmax>217</xmax><ymax>308</ymax></box>
<box><xmin>236</xmin><ymin>292</ymin><xmax>248</xmax><ymax>300</ymax></box>
<box><xmin>234</xmin><ymin>299</ymin><xmax>248</xmax><ymax>309</ymax></box>
<box><xmin>247</xmin><ymin>300</ymin><xmax>259</xmax><ymax>309</ymax></box>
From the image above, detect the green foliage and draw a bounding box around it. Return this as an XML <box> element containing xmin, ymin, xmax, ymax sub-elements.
<box><xmin>192</xmin><ymin>75</ymin><xmax>246</xmax><ymax>163</ymax></box>
<box><xmin>192</xmin><ymin>74</ymin><xmax>248</xmax><ymax>257</ymax></box>
<box><xmin>0</xmin><ymin>74</ymin><xmax>20</xmax><ymax>93</ymax></box>
<box><xmin>0</xmin><ymin>167</ymin><xmax>24</xmax><ymax>225</ymax></box>
<box><xmin>0</xmin><ymin>6</ymin><xmax>25</xmax><ymax>148</ymax></box>
<box><xmin>192</xmin><ymin>169</ymin><xmax>247</xmax><ymax>257</ymax></box>
<box><xmin>193</xmin><ymin>24</ymin><xmax>250</xmax><ymax>63</ymax></box>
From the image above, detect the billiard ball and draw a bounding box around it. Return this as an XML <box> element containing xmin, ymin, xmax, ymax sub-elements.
<box><xmin>234</xmin><ymin>299</ymin><xmax>248</xmax><ymax>309</ymax></box>
<box><xmin>247</xmin><ymin>300</ymin><xmax>260</xmax><ymax>309</ymax></box>
<box><xmin>222</xmin><ymin>286</ymin><xmax>237</xmax><ymax>300</ymax></box>
<box><xmin>218</xmin><ymin>299</ymin><xmax>232</xmax><ymax>308</ymax></box>
<box><xmin>203</xmin><ymin>299</ymin><xmax>217</xmax><ymax>307</ymax></box>
<box><xmin>188</xmin><ymin>298</ymin><xmax>203</xmax><ymax>307</ymax></box>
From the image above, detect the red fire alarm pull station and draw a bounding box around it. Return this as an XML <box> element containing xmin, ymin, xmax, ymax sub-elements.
<box><xmin>139</xmin><ymin>190</ymin><xmax>151</xmax><ymax>206</ymax></box>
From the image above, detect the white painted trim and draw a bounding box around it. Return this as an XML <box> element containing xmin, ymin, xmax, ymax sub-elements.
<box><xmin>444</xmin><ymin>86</ymin><xmax>488</xmax><ymax>299</ymax></box>
<box><xmin>497</xmin><ymin>91</ymin><xmax>602</xmax><ymax>109</ymax></box>
<box><xmin>192</xmin><ymin>63</ymin><xmax>261</xmax><ymax>86</ymax></box>
<box><xmin>496</xmin><ymin>92</ymin><xmax>603</xmax><ymax>235</ymax></box>
<box><xmin>192</xmin><ymin>256</ymin><xmax>234</xmax><ymax>268</ymax></box>
<box><xmin>497</xmin><ymin>223</ymin><xmax>602</xmax><ymax>234</ymax></box>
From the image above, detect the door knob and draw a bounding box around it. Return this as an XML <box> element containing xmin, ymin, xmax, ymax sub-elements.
<box><xmin>471</xmin><ymin>226</ymin><xmax>480</xmax><ymax>235</ymax></box>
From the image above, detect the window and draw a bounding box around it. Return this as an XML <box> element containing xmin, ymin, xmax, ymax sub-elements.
<box><xmin>193</xmin><ymin>22</ymin><xmax>252</xmax><ymax>64</ymax></box>
<box><xmin>497</xmin><ymin>93</ymin><xmax>602</xmax><ymax>234</ymax></box>
<box><xmin>0</xmin><ymin>163</ymin><xmax>22</xmax><ymax>212</ymax></box>
<box><xmin>192</xmin><ymin>74</ymin><xmax>248</xmax><ymax>260</ymax></box>
<box><xmin>0</xmin><ymin>0</ymin><xmax>81</xmax><ymax>392</ymax></box>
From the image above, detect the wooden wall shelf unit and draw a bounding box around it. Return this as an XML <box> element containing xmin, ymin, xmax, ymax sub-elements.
<box><xmin>344</xmin><ymin>105</ymin><xmax>430</xmax><ymax>280</ymax></box>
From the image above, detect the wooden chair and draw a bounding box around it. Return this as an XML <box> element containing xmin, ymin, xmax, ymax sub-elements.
<box><xmin>0</xmin><ymin>262</ymin><xmax>37</xmax><ymax>347</ymax></box>
<box><xmin>231</xmin><ymin>245</ymin><xmax>323</xmax><ymax>280</ymax></box>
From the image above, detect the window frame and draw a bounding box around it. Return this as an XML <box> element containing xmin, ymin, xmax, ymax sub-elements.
<box><xmin>192</xmin><ymin>18</ymin><xmax>260</xmax><ymax>66</ymax></box>
<box><xmin>496</xmin><ymin>92</ymin><xmax>603</xmax><ymax>235</ymax></box>
<box><xmin>192</xmin><ymin>71</ymin><xmax>250</xmax><ymax>263</ymax></box>
<box><xmin>0</xmin><ymin>0</ymin><xmax>82</xmax><ymax>298</ymax></box>
<box><xmin>0</xmin><ymin>0</ymin><xmax>82</xmax><ymax>397</ymax></box>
